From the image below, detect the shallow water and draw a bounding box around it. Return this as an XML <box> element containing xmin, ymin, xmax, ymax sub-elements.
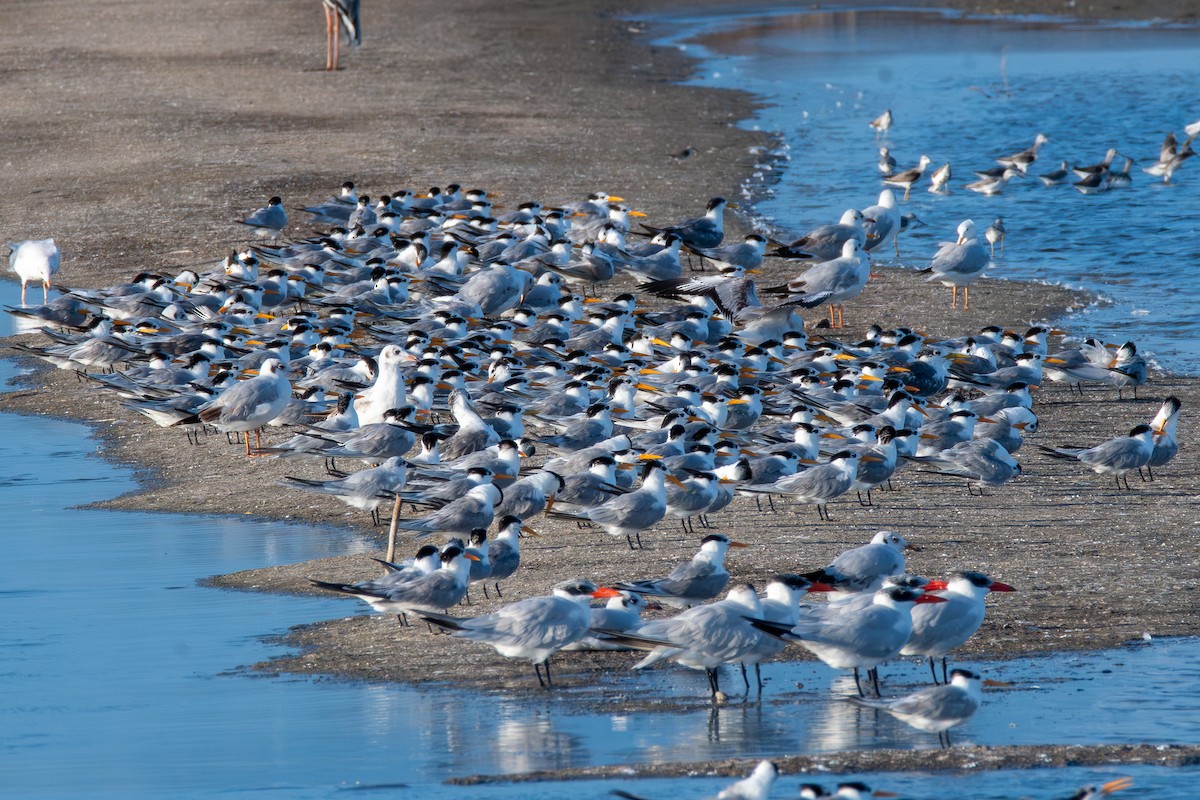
<box><xmin>650</xmin><ymin>7</ymin><xmax>1200</xmax><ymax>372</ymax></box>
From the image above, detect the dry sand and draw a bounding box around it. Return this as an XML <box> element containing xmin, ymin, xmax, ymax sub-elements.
<box><xmin>2</xmin><ymin>0</ymin><xmax>1198</xmax><ymax>780</ymax></box>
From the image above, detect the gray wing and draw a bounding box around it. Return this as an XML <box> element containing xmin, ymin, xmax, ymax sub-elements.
<box><xmin>830</xmin><ymin>543</ymin><xmax>903</xmax><ymax>583</ymax></box>
<box><xmin>1080</xmin><ymin>437</ymin><xmax>1149</xmax><ymax>470</ymax></box>
<box><xmin>930</xmin><ymin>240</ymin><xmax>989</xmax><ymax>280</ymax></box>
<box><xmin>459</xmin><ymin>596</ymin><xmax>587</xmax><ymax>650</ymax></box>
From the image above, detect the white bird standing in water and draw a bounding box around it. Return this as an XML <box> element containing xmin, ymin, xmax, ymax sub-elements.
<box><xmin>8</xmin><ymin>238</ymin><xmax>60</xmax><ymax>305</ymax></box>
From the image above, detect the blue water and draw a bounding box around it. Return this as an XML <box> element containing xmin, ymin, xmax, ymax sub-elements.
<box><xmin>650</xmin><ymin>6</ymin><xmax>1200</xmax><ymax>372</ymax></box>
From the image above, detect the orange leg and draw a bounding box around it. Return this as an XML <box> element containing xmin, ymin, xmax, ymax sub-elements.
<box><xmin>950</xmin><ymin>286</ymin><xmax>958</xmax><ymax>308</ymax></box>
<box><xmin>325</xmin><ymin>7</ymin><xmax>336</xmax><ymax>70</ymax></box>
<box><xmin>963</xmin><ymin>285</ymin><xmax>971</xmax><ymax>310</ymax></box>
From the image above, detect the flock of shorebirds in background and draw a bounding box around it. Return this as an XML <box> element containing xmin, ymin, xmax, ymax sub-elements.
<box><xmin>870</xmin><ymin>108</ymin><xmax>1200</xmax><ymax>196</ymax></box>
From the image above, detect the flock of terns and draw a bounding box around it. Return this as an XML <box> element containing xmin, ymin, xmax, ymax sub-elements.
<box><xmin>2</xmin><ymin>164</ymin><xmax>1180</xmax><ymax>791</ymax></box>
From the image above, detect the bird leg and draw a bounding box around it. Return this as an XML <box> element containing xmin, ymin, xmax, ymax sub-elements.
<box><xmin>853</xmin><ymin>667</ymin><xmax>865</xmax><ymax>697</ymax></box>
<box><xmin>869</xmin><ymin>666</ymin><xmax>882</xmax><ymax>698</ymax></box>
<box><xmin>755</xmin><ymin>663</ymin><xmax>764</xmax><ymax>695</ymax></box>
<box><xmin>950</xmin><ymin>286</ymin><xmax>958</xmax><ymax>308</ymax></box>
<box><xmin>963</xmin><ymin>285</ymin><xmax>971</xmax><ymax>310</ymax></box>
<box><xmin>325</xmin><ymin>6</ymin><xmax>339</xmax><ymax>71</ymax></box>
<box><xmin>739</xmin><ymin>662</ymin><xmax>750</xmax><ymax>693</ymax></box>
<box><xmin>534</xmin><ymin>662</ymin><xmax>546</xmax><ymax>688</ymax></box>
<box><xmin>941</xmin><ymin>656</ymin><xmax>949</xmax><ymax>685</ymax></box>
<box><xmin>396</xmin><ymin>612</ymin><xmax>409</xmax><ymax>627</ymax></box>
<box><xmin>493</xmin><ymin>581</ymin><xmax>503</xmax><ymax>598</ymax></box>
<box><xmin>928</xmin><ymin>656</ymin><xmax>940</xmax><ymax>685</ymax></box>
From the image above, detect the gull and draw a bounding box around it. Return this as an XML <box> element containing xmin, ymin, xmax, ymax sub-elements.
<box><xmin>1038</xmin><ymin>423</ymin><xmax>1155</xmax><ymax>490</ymax></box>
<box><xmin>869</xmin><ymin>108</ymin><xmax>893</xmax><ymax>139</ymax></box>
<box><xmin>690</xmin><ymin>233</ymin><xmax>768</xmax><ymax>272</ymax></box>
<box><xmin>850</xmin><ymin>668</ymin><xmax>982</xmax><ymax>747</ymax></box>
<box><xmin>860</xmin><ymin>190</ymin><xmax>901</xmax><ymax>254</ymax></box>
<box><xmin>903</xmin><ymin>571</ymin><xmax>1015</xmax><ymax>682</ymax></box>
<box><xmin>921</xmin><ymin>219</ymin><xmax>990</xmax><ymax>309</ymax></box>
<box><xmin>419</xmin><ymin>579</ymin><xmax>621</xmax><ymax>687</ymax></box>
<box><xmin>763</xmin><ymin>239</ymin><xmax>870</xmax><ymax>329</ymax></box>
<box><xmin>882</xmin><ymin>154</ymin><xmax>932</xmax><ymax>199</ymax></box>
<box><xmin>8</xmin><ymin>238</ymin><xmax>60</xmax><ymax>305</ymax></box>
<box><xmin>611</xmin><ymin>760</ymin><xmax>779</xmax><ymax>800</ymax></box>
<box><xmin>187</xmin><ymin>358</ymin><xmax>292</xmax><ymax>456</ymax></box>
<box><xmin>771</xmin><ymin>208</ymin><xmax>868</xmax><ymax>261</ymax></box>
<box><xmin>615</xmin><ymin>532</ymin><xmax>748</xmax><ymax>608</ymax></box>
<box><xmin>238</xmin><ymin>196</ymin><xmax>287</xmax><ymax>239</ymax></box>
<box><xmin>322</xmin><ymin>0</ymin><xmax>361</xmax><ymax>71</ymax></box>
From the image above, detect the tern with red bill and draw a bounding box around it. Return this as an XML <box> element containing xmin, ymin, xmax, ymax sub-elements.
<box><xmin>748</xmin><ymin>585</ymin><xmax>945</xmax><ymax>697</ymax></box>
<box><xmin>419</xmin><ymin>579</ymin><xmax>622</xmax><ymax>687</ymax></box>
<box><xmin>902</xmin><ymin>571</ymin><xmax>1015</xmax><ymax>683</ymax></box>
<box><xmin>850</xmin><ymin>667</ymin><xmax>982</xmax><ymax>747</ymax></box>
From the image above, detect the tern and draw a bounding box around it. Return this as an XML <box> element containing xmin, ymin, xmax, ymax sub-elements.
<box><xmin>419</xmin><ymin>579</ymin><xmax>621</xmax><ymax>687</ymax></box>
<box><xmin>1144</xmin><ymin>396</ymin><xmax>1181</xmax><ymax>480</ymax></box>
<box><xmin>902</xmin><ymin>571</ymin><xmax>1015</xmax><ymax>683</ymax></box>
<box><xmin>850</xmin><ymin>667</ymin><xmax>982</xmax><ymax>747</ymax></box>
<box><xmin>802</xmin><ymin>530</ymin><xmax>918</xmax><ymax>594</ymax></box>
<box><xmin>238</xmin><ymin>196</ymin><xmax>287</xmax><ymax>239</ymax></box>
<box><xmin>312</xmin><ymin>542</ymin><xmax>478</xmax><ymax>621</ymax></box>
<box><xmin>1038</xmin><ymin>423</ymin><xmax>1155</xmax><ymax>490</ymax></box>
<box><xmin>749</xmin><ymin>585</ymin><xmax>945</xmax><ymax>697</ymax></box>
<box><xmin>631</xmin><ymin>583</ymin><xmax>768</xmax><ymax>700</ymax></box>
<box><xmin>615</xmin><ymin>532</ymin><xmax>749</xmax><ymax>608</ymax></box>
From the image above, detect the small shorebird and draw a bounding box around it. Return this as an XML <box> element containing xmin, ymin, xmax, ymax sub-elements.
<box><xmin>882</xmin><ymin>154</ymin><xmax>932</xmax><ymax>200</ymax></box>
<box><xmin>869</xmin><ymin>109</ymin><xmax>893</xmax><ymax>139</ymax></box>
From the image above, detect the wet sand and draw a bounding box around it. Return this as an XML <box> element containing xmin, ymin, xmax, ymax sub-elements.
<box><xmin>2</xmin><ymin>0</ymin><xmax>1198</xmax><ymax>779</ymax></box>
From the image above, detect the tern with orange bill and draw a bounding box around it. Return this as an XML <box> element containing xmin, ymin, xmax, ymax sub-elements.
<box><xmin>418</xmin><ymin>579</ymin><xmax>623</xmax><ymax>687</ymax></box>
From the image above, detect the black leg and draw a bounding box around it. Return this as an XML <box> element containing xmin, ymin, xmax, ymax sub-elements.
<box><xmin>941</xmin><ymin>657</ymin><xmax>949</xmax><ymax>685</ymax></box>
<box><xmin>853</xmin><ymin>668</ymin><xmax>865</xmax><ymax>697</ymax></box>
<box><xmin>928</xmin><ymin>657</ymin><xmax>940</xmax><ymax>685</ymax></box>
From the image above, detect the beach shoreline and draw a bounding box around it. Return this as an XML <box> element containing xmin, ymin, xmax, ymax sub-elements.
<box><xmin>2</xmin><ymin>0</ymin><xmax>1198</xmax><ymax>777</ymax></box>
